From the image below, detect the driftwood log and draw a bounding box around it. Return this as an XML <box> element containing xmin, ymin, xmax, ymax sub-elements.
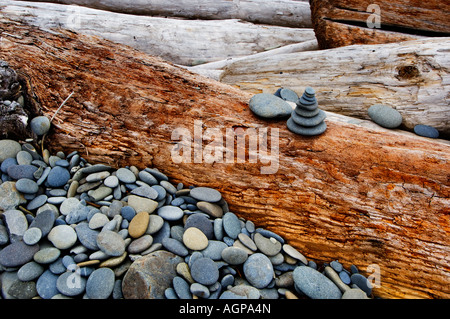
<box><xmin>18</xmin><ymin>0</ymin><xmax>313</xmax><ymax>28</ymax></box>
<box><xmin>1</xmin><ymin>1</ymin><xmax>316</xmax><ymax>66</ymax></box>
<box><xmin>310</xmin><ymin>0</ymin><xmax>450</xmax><ymax>49</ymax></box>
<box><xmin>216</xmin><ymin>37</ymin><xmax>450</xmax><ymax>137</ymax></box>
<box><xmin>1</xmin><ymin>17</ymin><xmax>449</xmax><ymax>299</ymax></box>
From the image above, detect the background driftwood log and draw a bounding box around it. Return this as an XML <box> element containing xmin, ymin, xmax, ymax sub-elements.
<box><xmin>18</xmin><ymin>0</ymin><xmax>313</xmax><ymax>28</ymax></box>
<box><xmin>216</xmin><ymin>37</ymin><xmax>450</xmax><ymax>136</ymax></box>
<box><xmin>1</xmin><ymin>17</ymin><xmax>449</xmax><ymax>299</ymax></box>
<box><xmin>3</xmin><ymin>1</ymin><xmax>316</xmax><ymax>66</ymax></box>
<box><xmin>310</xmin><ymin>0</ymin><xmax>450</xmax><ymax>49</ymax></box>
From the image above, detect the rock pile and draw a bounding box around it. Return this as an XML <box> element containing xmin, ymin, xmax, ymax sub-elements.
<box><xmin>286</xmin><ymin>87</ymin><xmax>327</xmax><ymax>136</ymax></box>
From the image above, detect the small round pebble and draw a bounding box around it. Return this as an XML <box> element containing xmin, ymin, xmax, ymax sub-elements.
<box><xmin>46</xmin><ymin>166</ymin><xmax>70</xmax><ymax>188</ymax></box>
<box><xmin>23</xmin><ymin>227</ymin><xmax>42</xmax><ymax>245</ymax></box>
<box><xmin>86</xmin><ymin>268</ymin><xmax>115</xmax><ymax>299</ymax></box>
<box><xmin>18</xmin><ymin>261</ymin><xmax>45</xmax><ymax>281</ymax></box>
<box><xmin>414</xmin><ymin>124</ymin><xmax>439</xmax><ymax>138</ymax></box>
<box><xmin>162</xmin><ymin>237</ymin><xmax>188</xmax><ymax>257</ymax></box>
<box><xmin>293</xmin><ymin>266</ymin><xmax>342</xmax><ymax>299</ymax></box>
<box><xmin>189</xmin><ymin>187</ymin><xmax>222</xmax><ymax>202</ymax></box>
<box><xmin>157</xmin><ymin>205</ymin><xmax>184</xmax><ymax>221</ymax></box>
<box><xmin>36</xmin><ymin>269</ymin><xmax>59</xmax><ymax>299</ymax></box>
<box><xmin>243</xmin><ymin>253</ymin><xmax>274</xmax><ymax>289</ymax></box>
<box><xmin>16</xmin><ymin>178</ymin><xmax>39</xmax><ymax>194</ymax></box>
<box><xmin>0</xmin><ymin>241</ymin><xmax>39</xmax><ymax>268</ymax></box>
<box><xmin>30</xmin><ymin>116</ymin><xmax>51</xmax><ymax>136</ymax></box>
<box><xmin>48</xmin><ymin>225</ymin><xmax>77</xmax><ymax>250</ymax></box>
<box><xmin>249</xmin><ymin>93</ymin><xmax>293</xmax><ymax>119</ymax></box>
<box><xmin>128</xmin><ymin>211</ymin><xmax>150</xmax><ymax>238</ymax></box>
<box><xmin>34</xmin><ymin>247</ymin><xmax>61</xmax><ymax>264</ymax></box>
<box><xmin>222</xmin><ymin>212</ymin><xmax>241</xmax><ymax>239</ymax></box>
<box><xmin>221</xmin><ymin>247</ymin><xmax>248</xmax><ymax>265</ymax></box>
<box><xmin>183</xmin><ymin>227</ymin><xmax>209</xmax><ymax>250</ymax></box>
<box><xmin>173</xmin><ymin>276</ymin><xmax>192</xmax><ymax>299</ymax></box>
<box><xmin>116</xmin><ymin>167</ymin><xmax>136</xmax><ymax>183</ymax></box>
<box><xmin>190</xmin><ymin>257</ymin><xmax>219</xmax><ymax>286</ymax></box>
<box><xmin>367</xmin><ymin>104</ymin><xmax>402</xmax><ymax>129</ymax></box>
<box><xmin>96</xmin><ymin>230</ymin><xmax>126</xmax><ymax>256</ymax></box>
<box><xmin>0</xmin><ymin>139</ymin><xmax>22</xmax><ymax>162</ymax></box>
<box><xmin>56</xmin><ymin>271</ymin><xmax>87</xmax><ymax>296</ymax></box>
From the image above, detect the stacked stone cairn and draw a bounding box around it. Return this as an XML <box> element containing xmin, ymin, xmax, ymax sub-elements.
<box><xmin>286</xmin><ymin>87</ymin><xmax>327</xmax><ymax>136</ymax></box>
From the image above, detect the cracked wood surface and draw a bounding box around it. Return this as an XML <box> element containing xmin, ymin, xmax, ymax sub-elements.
<box><xmin>0</xmin><ymin>18</ymin><xmax>449</xmax><ymax>299</ymax></box>
<box><xmin>310</xmin><ymin>0</ymin><xmax>450</xmax><ymax>49</ymax></box>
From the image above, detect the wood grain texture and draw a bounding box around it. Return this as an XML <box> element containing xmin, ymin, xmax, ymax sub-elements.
<box><xmin>19</xmin><ymin>0</ymin><xmax>313</xmax><ymax>28</ymax></box>
<box><xmin>309</xmin><ymin>0</ymin><xmax>450</xmax><ymax>49</ymax></box>
<box><xmin>219</xmin><ymin>37</ymin><xmax>450</xmax><ymax>136</ymax></box>
<box><xmin>2</xmin><ymin>1</ymin><xmax>316</xmax><ymax>66</ymax></box>
<box><xmin>0</xmin><ymin>17</ymin><xmax>449</xmax><ymax>299</ymax></box>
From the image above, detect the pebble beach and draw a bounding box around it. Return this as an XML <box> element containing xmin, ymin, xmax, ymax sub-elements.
<box><xmin>0</xmin><ymin>137</ymin><xmax>374</xmax><ymax>299</ymax></box>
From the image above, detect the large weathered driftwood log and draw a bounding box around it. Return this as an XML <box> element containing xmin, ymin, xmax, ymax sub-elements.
<box><xmin>218</xmin><ymin>37</ymin><xmax>450</xmax><ymax>136</ymax></box>
<box><xmin>309</xmin><ymin>0</ymin><xmax>450</xmax><ymax>49</ymax></box>
<box><xmin>0</xmin><ymin>17</ymin><xmax>449</xmax><ymax>299</ymax></box>
<box><xmin>19</xmin><ymin>0</ymin><xmax>313</xmax><ymax>28</ymax></box>
<box><xmin>2</xmin><ymin>1</ymin><xmax>316</xmax><ymax>66</ymax></box>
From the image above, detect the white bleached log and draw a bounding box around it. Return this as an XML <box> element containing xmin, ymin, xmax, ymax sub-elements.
<box><xmin>17</xmin><ymin>0</ymin><xmax>313</xmax><ymax>28</ymax></box>
<box><xmin>1</xmin><ymin>1</ymin><xmax>316</xmax><ymax>66</ymax></box>
<box><xmin>219</xmin><ymin>38</ymin><xmax>450</xmax><ymax>135</ymax></box>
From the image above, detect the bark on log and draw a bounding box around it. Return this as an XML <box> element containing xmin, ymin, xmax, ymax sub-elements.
<box><xmin>218</xmin><ymin>38</ymin><xmax>450</xmax><ymax>136</ymax></box>
<box><xmin>1</xmin><ymin>17</ymin><xmax>449</xmax><ymax>299</ymax></box>
<box><xmin>310</xmin><ymin>0</ymin><xmax>450</xmax><ymax>49</ymax></box>
<box><xmin>19</xmin><ymin>0</ymin><xmax>313</xmax><ymax>28</ymax></box>
<box><xmin>1</xmin><ymin>1</ymin><xmax>316</xmax><ymax>66</ymax></box>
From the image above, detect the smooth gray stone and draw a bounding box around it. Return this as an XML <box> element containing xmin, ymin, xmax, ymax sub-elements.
<box><xmin>23</xmin><ymin>227</ymin><xmax>42</xmax><ymax>245</ymax></box>
<box><xmin>29</xmin><ymin>209</ymin><xmax>55</xmax><ymax>237</ymax></box>
<box><xmin>16</xmin><ymin>150</ymin><xmax>33</xmax><ymax>165</ymax></box>
<box><xmin>138</xmin><ymin>170</ymin><xmax>158</xmax><ymax>185</ymax></box>
<box><xmin>27</xmin><ymin>194</ymin><xmax>48</xmax><ymax>211</ymax></box>
<box><xmin>3</xmin><ymin>209</ymin><xmax>28</xmax><ymax>239</ymax></box>
<box><xmin>162</xmin><ymin>237</ymin><xmax>188</xmax><ymax>257</ymax></box>
<box><xmin>56</xmin><ymin>271</ymin><xmax>86</xmax><ymax>297</ymax></box>
<box><xmin>221</xmin><ymin>246</ymin><xmax>248</xmax><ymax>265</ymax></box>
<box><xmin>15</xmin><ymin>177</ymin><xmax>39</xmax><ymax>194</ymax></box>
<box><xmin>0</xmin><ymin>139</ymin><xmax>21</xmax><ymax>162</ymax></box>
<box><xmin>414</xmin><ymin>124</ymin><xmax>439</xmax><ymax>138</ymax></box>
<box><xmin>243</xmin><ymin>253</ymin><xmax>274</xmax><ymax>289</ymax></box>
<box><xmin>293</xmin><ymin>266</ymin><xmax>342</xmax><ymax>299</ymax></box>
<box><xmin>96</xmin><ymin>230</ymin><xmax>126</xmax><ymax>256</ymax></box>
<box><xmin>116</xmin><ymin>167</ymin><xmax>136</xmax><ymax>184</ymax></box>
<box><xmin>30</xmin><ymin>116</ymin><xmax>51</xmax><ymax>136</ymax></box>
<box><xmin>190</xmin><ymin>257</ymin><xmax>219</xmax><ymax>286</ymax></box>
<box><xmin>279</xmin><ymin>88</ymin><xmax>299</xmax><ymax>102</ymax></box>
<box><xmin>222</xmin><ymin>212</ymin><xmax>241</xmax><ymax>239</ymax></box>
<box><xmin>0</xmin><ymin>241</ymin><xmax>39</xmax><ymax>267</ymax></box>
<box><xmin>287</xmin><ymin>117</ymin><xmax>327</xmax><ymax>136</ymax></box>
<box><xmin>18</xmin><ymin>261</ymin><xmax>45</xmax><ymax>281</ymax></box>
<box><xmin>367</xmin><ymin>104</ymin><xmax>402</xmax><ymax>128</ymax></box>
<box><xmin>7</xmin><ymin>164</ymin><xmax>38</xmax><ymax>180</ymax></box>
<box><xmin>86</xmin><ymin>268</ymin><xmax>115</xmax><ymax>299</ymax></box>
<box><xmin>249</xmin><ymin>93</ymin><xmax>292</xmax><ymax>119</ymax></box>
<box><xmin>295</xmin><ymin>105</ymin><xmax>320</xmax><ymax>118</ymax></box>
<box><xmin>291</xmin><ymin>109</ymin><xmax>326</xmax><ymax>127</ymax></box>
<box><xmin>157</xmin><ymin>205</ymin><xmax>183</xmax><ymax>221</ymax></box>
<box><xmin>36</xmin><ymin>269</ymin><xmax>59</xmax><ymax>299</ymax></box>
<box><xmin>173</xmin><ymin>276</ymin><xmax>192</xmax><ymax>299</ymax></box>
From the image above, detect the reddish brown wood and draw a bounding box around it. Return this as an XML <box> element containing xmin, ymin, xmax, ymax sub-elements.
<box><xmin>0</xmin><ymin>17</ymin><xmax>449</xmax><ymax>299</ymax></box>
<box><xmin>309</xmin><ymin>0</ymin><xmax>450</xmax><ymax>49</ymax></box>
